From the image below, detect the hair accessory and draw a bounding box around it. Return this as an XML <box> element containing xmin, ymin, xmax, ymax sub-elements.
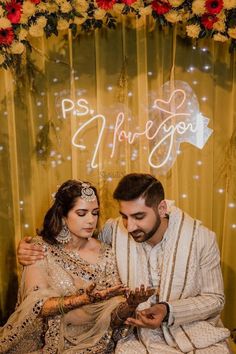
<box><xmin>81</xmin><ymin>182</ymin><xmax>96</xmax><ymax>202</ymax></box>
<box><xmin>55</xmin><ymin>221</ymin><xmax>71</xmax><ymax>244</ymax></box>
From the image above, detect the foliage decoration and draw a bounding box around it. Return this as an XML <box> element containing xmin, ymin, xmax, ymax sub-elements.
<box><xmin>0</xmin><ymin>0</ymin><xmax>236</xmax><ymax>69</ymax></box>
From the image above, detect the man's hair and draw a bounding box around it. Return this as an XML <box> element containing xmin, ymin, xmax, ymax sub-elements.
<box><xmin>113</xmin><ymin>173</ymin><xmax>165</xmax><ymax>207</ymax></box>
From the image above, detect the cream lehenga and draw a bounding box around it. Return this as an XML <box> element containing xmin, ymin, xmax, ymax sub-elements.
<box><xmin>0</xmin><ymin>238</ymin><xmax>125</xmax><ymax>353</ymax></box>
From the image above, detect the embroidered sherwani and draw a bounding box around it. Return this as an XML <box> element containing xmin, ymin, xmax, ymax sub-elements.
<box><xmin>99</xmin><ymin>204</ymin><xmax>230</xmax><ymax>353</ymax></box>
<box><xmin>0</xmin><ymin>240</ymin><xmax>124</xmax><ymax>354</ymax></box>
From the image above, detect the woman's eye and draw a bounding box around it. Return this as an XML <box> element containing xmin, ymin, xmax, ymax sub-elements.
<box><xmin>92</xmin><ymin>211</ymin><xmax>99</xmax><ymax>216</ymax></box>
<box><xmin>77</xmin><ymin>213</ymin><xmax>86</xmax><ymax>217</ymax></box>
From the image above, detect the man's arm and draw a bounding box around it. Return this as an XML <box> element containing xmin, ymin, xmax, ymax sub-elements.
<box><xmin>125</xmin><ymin>226</ymin><xmax>225</xmax><ymax>329</ymax></box>
<box><xmin>17</xmin><ymin>237</ymin><xmax>46</xmax><ymax>265</ymax></box>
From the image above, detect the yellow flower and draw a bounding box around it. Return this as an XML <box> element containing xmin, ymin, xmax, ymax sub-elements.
<box><xmin>60</xmin><ymin>1</ymin><xmax>72</xmax><ymax>13</ymax></box>
<box><xmin>20</xmin><ymin>14</ymin><xmax>29</xmax><ymax>24</ymax></box>
<box><xmin>37</xmin><ymin>2</ymin><xmax>48</xmax><ymax>12</ymax></box>
<box><xmin>22</xmin><ymin>1</ymin><xmax>36</xmax><ymax>17</ymax></box>
<box><xmin>0</xmin><ymin>54</ymin><xmax>5</xmax><ymax>65</ymax></box>
<box><xmin>0</xmin><ymin>5</ymin><xmax>5</xmax><ymax>17</ymax></box>
<box><xmin>10</xmin><ymin>41</ymin><xmax>25</xmax><ymax>54</ymax></box>
<box><xmin>18</xmin><ymin>28</ymin><xmax>28</xmax><ymax>41</ymax></box>
<box><xmin>113</xmin><ymin>3</ymin><xmax>125</xmax><ymax>14</ymax></box>
<box><xmin>74</xmin><ymin>15</ymin><xmax>87</xmax><ymax>25</ymax></box>
<box><xmin>73</xmin><ymin>0</ymin><xmax>89</xmax><ymax>13</ymax></box>
<box><xmin>57</xmin><ymin>18</ymin><xmax>70</xmax><ymax>30</ymax></box>
<box><xmin>46</xmin><ymin>3</ymin><xmax>59</xmax><ymax>13</ymax></box>
<box><xmin>94</xmin><ymin>9</ymin><xmax>106</xmax><ymax>20</ymax></box>
<box><xmin>169</xmin><ymin>0</ymin><xmax>185</xmax><ymax>6</ymax></box>
<box><xmin>224</xmin><ymin>0</ymin><xmax>236</xmax><ymax>9</ymax></box>
<box><xmin>192</xmin><ymin>0</ymin><xmax>205</xmax><ymax>15</ymax></box>
<box><xmin>164</xmin><ymin>10</ymin><xmax>182</xmax><ymax>23</ymax></box>
<box><xmin>186</xmin><ymin>24</ymin><xmax>201</xmax><ymax>38</ymax></box>
<box><xmin>213</xmin><ymin>33</ymin><xmax>228</xmax><ymax>42</ymax></box>
<box><xmin>139</xmin><ymin>6</ymin><xmax>152</xmax><ymax>16</ymax></box>
<box><xmin>228</xmin><ymin>27</ymin><xmax>236</xmax><ymax>39</ymax></box>
<box><xmin>213</xmin><ymin>19</ymin><xmax>225</xmax><ymax>32</ymax></box>
<box><xmin>37</xmin><ymin>16</ymin><xmax>47</xmax><ymax>28</ymax></box>
<box><xmin>0</xmin><ymin>18</ymin><xmax>11</xmax><ymax>29</ymax></box>
<box><xmin>29</xmin><ymin>24</ymin><xmax>44</xmax><ymax>37</ymax></box>
<box><xmin>132</xmin><ymin>0</ymin><xmax>143</xmax><ymax>11</ymax></box>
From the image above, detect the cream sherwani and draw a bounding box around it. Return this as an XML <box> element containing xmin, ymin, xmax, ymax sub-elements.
<box><xmin>99</xmin><ymin>204</ymin><xmax>231</xmax><ymax>353</ymax></box>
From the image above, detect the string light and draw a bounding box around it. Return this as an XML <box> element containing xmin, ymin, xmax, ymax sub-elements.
<box><xmin>217</xmin><ymin>188</ymin><xmax>224</xmax><ymax>194</ymax></box>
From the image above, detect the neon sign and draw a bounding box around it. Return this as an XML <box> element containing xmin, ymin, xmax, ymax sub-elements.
<box><xmin>61</xmin><ymin>81</ymin><xmax>213</xmax><ymax>173</ymax></box>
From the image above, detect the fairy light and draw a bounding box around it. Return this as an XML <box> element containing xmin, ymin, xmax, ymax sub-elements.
<box><xmin>217</xmin><ymin>188</ymin><xmax>224</xmax><ymax>194</ymax></box>
<box><xmin>181</xmin><ymin>194</ymin><xmax>188</xmax><ymax>199</ymax></box>
<box><xmin>228</xmin><ymin>203</ymin><xmax>235</xmax><ymax>208</ymax></box>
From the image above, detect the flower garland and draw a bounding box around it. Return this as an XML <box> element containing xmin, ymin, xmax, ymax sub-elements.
<box><xmin>0</xmin><ymin>0</ymin><xmax>236</xmax><ymax>69</ymax></box>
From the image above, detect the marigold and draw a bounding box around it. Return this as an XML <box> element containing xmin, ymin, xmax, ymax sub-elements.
<box><xmin>223</xmin><ymin>0</ymin><xmax>236</xmax><ymax>9</ymax></box>
<box><xmin>73</xmin><ymin>0</ymin><xmax>89</xmax><ymax>13</ymax></box>
<box><xmin>94</xmin><ymin>9</ymin><xmax>106</xmax><ymax>19</ymax></box>
<box><xmin>22</xmin><ymin>1</ymin><xmax>36</xmax><ymax>17</ymax></box>
<box><xmin>169</xmin><ymin>0</ymin><xmax>184</xmax><ymax>6</ymax></box>
<box><xmin>0</xmin><ymin>5</ymin><xmax>5</xmax><ymax>17</ymax></box>
<box><xmin>0</xmin><ymin>53</ymin><xmax>5</xmax><ymax>65</ymax></box>
<box><xmin>57</xmin><ymin>18</ymin><xmax>70</xmax><ymax>30</ymax></box>
<box><xmin>60</xmin><ymin>1</ymin><xmax>72</xmax><ymax>13</ymax></box>
<box><xmin>18</xmin><ymin>28</ymin><xmax>28</xmax><ymax>40</ymax></box>
<box><xmin>29</xmin><ymin>24</ymin><xmax>44</xmax><ymax>37</ymax></box>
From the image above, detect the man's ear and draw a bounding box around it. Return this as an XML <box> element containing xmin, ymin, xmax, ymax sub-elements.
<box><xmin>158</xmin><ymin>200</ymin><xmax>168</xmax><ymax>218</ymax></box>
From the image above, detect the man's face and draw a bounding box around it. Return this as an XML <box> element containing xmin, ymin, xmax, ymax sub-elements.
<box><xmin>119</xmin><ymin>197</ymin><xmax>161</xmax><ymax>243</ymax></box>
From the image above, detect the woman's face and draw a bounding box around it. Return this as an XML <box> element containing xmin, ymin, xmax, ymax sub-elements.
<box><xmin>64</xmin><ymin>197</ymin><xmax>99</xmax><ymax>239</ymax></box>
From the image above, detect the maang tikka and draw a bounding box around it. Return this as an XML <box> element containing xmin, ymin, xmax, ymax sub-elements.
<box><xmin>80</xmin><ymin>182</ymin><xmax>96</xmax><ymax>202</ymax></box>
<box><xmin>55</xmin><ymin>220</ymin><xmax>71</xmax><ymax>244</ymax></box>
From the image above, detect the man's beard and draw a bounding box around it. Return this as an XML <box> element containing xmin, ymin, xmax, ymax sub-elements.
<box><xmin>129</xmin><ymin>216</ymin><xmax>161</xmax><ymax>243</ymax></box>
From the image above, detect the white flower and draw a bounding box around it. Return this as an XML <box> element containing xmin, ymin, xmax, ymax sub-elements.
<box><xmin>10</xmin><ymin>41</ymin><xmax>25</xmax><ymax>54</ymax></box>
<box><xmin>192</xmin><ymin>0</ymin><xmax>205</xmax><ymax>15</ymax></box>
<box><xmin>94</xmin><ymin>9</ymin><xmax>106</xmax><ymax>20</ymax></box>
<box><xmin>228</xmin><ymin>27</ymin><xmax>236</xmax><ymax>39</ymax></box>
<box><xmin>0</xmin><ymin>5</ymin><xmax>5</xmax><ymax>17</ymax></box>
<box><xmin>18</xmin><ymin>28</ymin><xmax>28</xmax><ymax>41</ymax></box>
<box><xmin>186</xmin><ymin>24</ymin><xmax>201</xmax><ymax>38</ymax></box>
<box><xmin>164</xmin><ymin>10</ymin><xmax>182</xmax><ymax>23</ymax></box>
<box><xmin>37</xmin><ymin>16</ymin><xmax>47</xmax><ymax>28</ymax></box>
<box><xmin>29</xmin><ymin>24</ymin><xmax>44</xmax><ymax>37</ymax></box>
<box><xmin>22</xmin><ymin>1</ymin><xmax>36</xmax><ymax>17</ymax></box>
<box><xmin>73</xmin><ymin>0</ymin><xmax>89</xmax><ymax>12</ymax></box>
<box><xmin>57</xmin><ymin>18</ymin><xmax>70</xmax><ymax>30</ymax></box>
<box><xmin>0</xmin><ymin>54</ymin><xmax>5</xmax><ymax>65</ymax></box>
<box><xmin>0</xmin><ymin>18</ymin><xmax>11</xmax><ymax>29</ymax></box>
<box><xmin>60</xmin><ymin>1</ymin><xmax>72</xmax><ymax>13</ymax></box>
<box><xmin>223</xmin><ymin>0</ymin><xmax>236</xmax><ymax>9</ymax></box>
<box><xmin>213</xmin><ymin>33</ymin><xmax>228</xmax><ymax>42</ymax></box>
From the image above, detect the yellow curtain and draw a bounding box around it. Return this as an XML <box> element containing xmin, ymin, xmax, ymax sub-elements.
<box><xmin>0</xmin><ymin>21</ymin><xmax>235</xmax><ymax>342</ymax></box>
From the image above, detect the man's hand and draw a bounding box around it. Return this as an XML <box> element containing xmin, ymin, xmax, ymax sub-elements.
<box><xmin>17</xmin><ymin>237</ymin><xmax>46</xmax><ymax>266</ymax></box>
<box><xmin>125</xmin><ymin>303</ymin><xmax>168</xmax><ymax>329</ymax></box>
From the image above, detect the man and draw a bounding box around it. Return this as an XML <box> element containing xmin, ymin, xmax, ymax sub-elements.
<box><xmin>17</xmin><ymin>173</ymin><xmax>230</xmax><ymax>353</ymax></box>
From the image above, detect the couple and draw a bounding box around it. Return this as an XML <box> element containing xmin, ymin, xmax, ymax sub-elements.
<box><xmin>1</xmin><ymin>173</ymin><xmax>231</xmax><ymax>353</ymax></box>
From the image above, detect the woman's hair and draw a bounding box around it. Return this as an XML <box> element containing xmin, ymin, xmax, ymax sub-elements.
<box><xmin>38</xmin><ymin>180</ymin><xmax>99</xmax><ymax>245</ymax></box>
<box><xmin>113</xmin><ymin>173</ymin><xmax>164</xmax><ymax>208</ymax></box>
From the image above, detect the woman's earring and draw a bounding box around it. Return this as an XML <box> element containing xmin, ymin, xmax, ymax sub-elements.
<box><xmin>55</xmin><ymin>221</ymin><xmax>71</xmax><ymax>244</ymax></box>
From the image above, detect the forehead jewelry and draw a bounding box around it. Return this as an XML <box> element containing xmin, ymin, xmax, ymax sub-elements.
<box><xmin>81</xmin><ymin>182</ymin><xmax>96</xmax><ymax>202</ymax></box>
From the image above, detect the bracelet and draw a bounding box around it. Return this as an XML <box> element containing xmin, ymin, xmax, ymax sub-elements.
<box><xmin>58</xmin><ymin>296</ymin><xmax>65</xmax><ymax>316</ymax></box>
<box><xmin>158</xmin><ymin>302</ymin><xmax>170</xmax><ymax>323</ymax></box>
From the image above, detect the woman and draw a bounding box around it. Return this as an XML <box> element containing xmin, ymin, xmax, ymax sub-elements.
<box><xmin>0</xmin><ymin>180</ymin><xmax>153</xmax><ymax>353</ymax></box>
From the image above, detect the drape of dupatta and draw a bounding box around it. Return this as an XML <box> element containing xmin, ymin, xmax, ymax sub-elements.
<box><xmin>112</xmin><ymin>205</ymin><xmax>230</xmax><ymax>353</ymax></box>
<box><xmin>0</xmin><ymin>238</ymin><xmax>125</xmax><ymax>353</ymax></box>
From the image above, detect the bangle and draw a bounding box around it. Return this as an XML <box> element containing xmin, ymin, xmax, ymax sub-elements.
<box><xmin>158</xmin><ymin>302</ymin><xmax>170</xmax><ymax>323</ymax></box>
<box><xmin>58</xmin><ymin>296</ymin><xmax>65</xmax><ymax>315</ymax></box>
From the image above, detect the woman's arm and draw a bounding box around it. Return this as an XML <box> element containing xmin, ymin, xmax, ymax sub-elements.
<box><xmin>41</xmin><ymin>284</ymin><xmax>127</xmax><ymax>317</ymax></box>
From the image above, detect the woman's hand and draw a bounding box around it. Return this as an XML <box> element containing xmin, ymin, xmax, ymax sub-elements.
<box><xmin>88</xmin><ymin>284</ymin><xmax>128</xmax><ymax>302</ymax></box>
<box><xmin>126</xmin><ymin>285</ymin><xmax>156</xmax><ymax>309</ymax></box>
